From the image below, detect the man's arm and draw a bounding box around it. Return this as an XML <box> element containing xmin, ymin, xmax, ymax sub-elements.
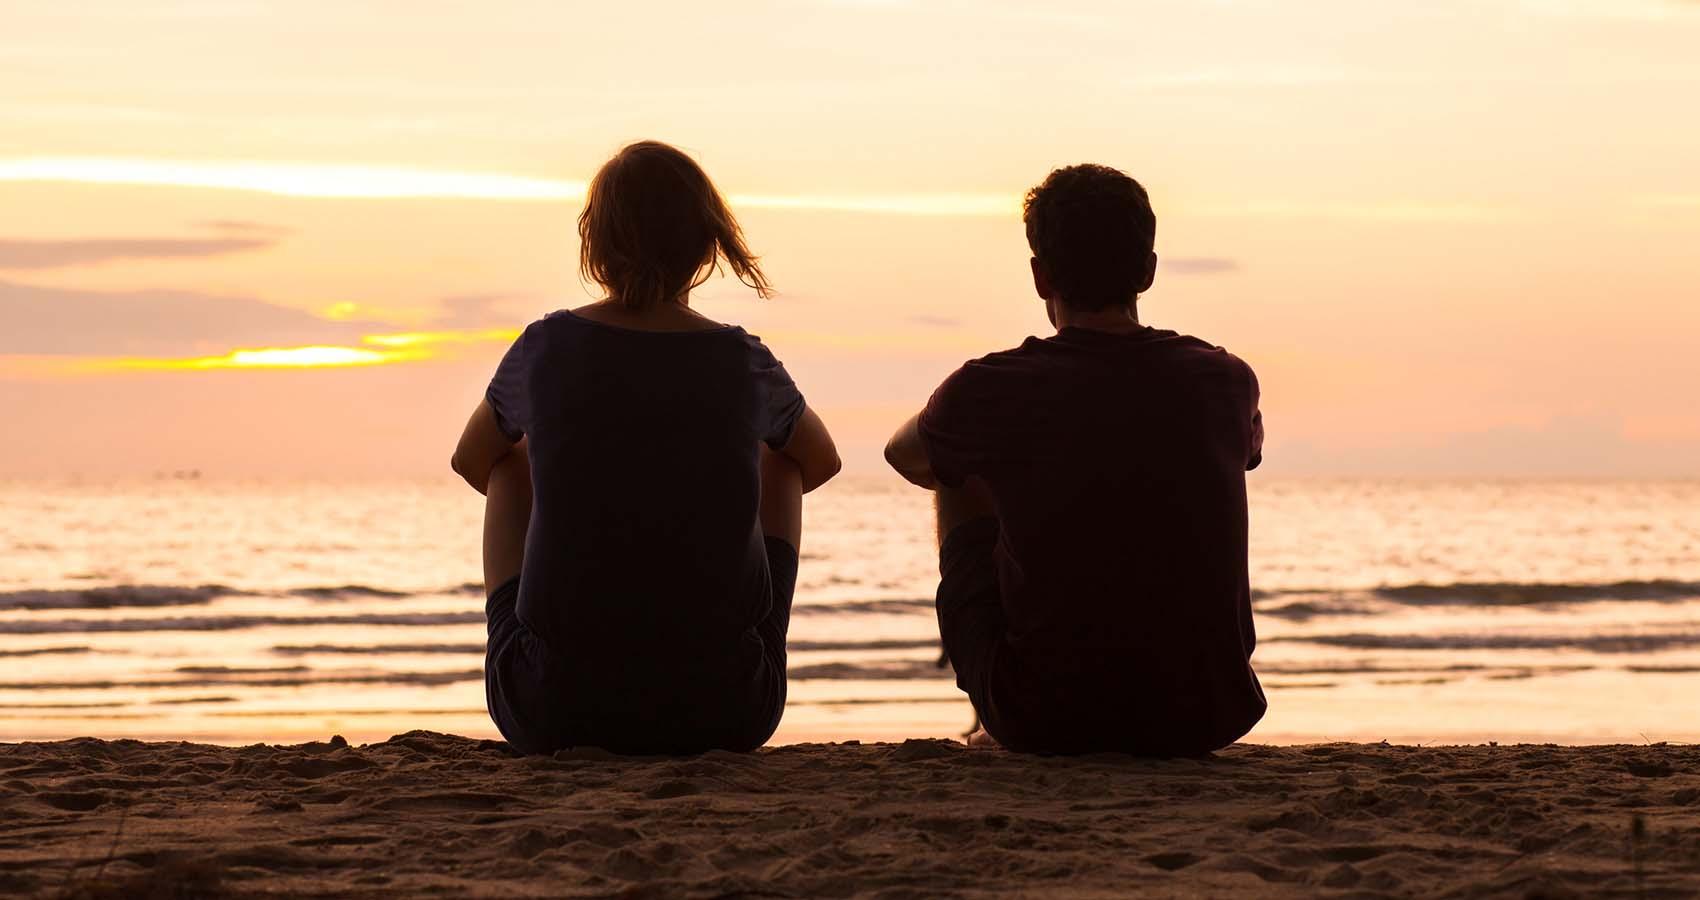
<box><xmin>451</xmin><ymin>400</ymin><xmax>520</xmax><ymax>495</ymax></box>
<box><xmin>1247</xmin><ymin>409</ymin><xmax>1264</xmax><ymax>471</ymax></box>
<box><xmin>884</xmin><ymin>413</ymin><xmax>939</xmax><ymax>490</ymax></box>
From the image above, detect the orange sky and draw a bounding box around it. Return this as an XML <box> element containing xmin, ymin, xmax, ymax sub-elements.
<box><xmin>2</xmin><ymin>0</ymin><xmax>1698</xmax><ymax>477</ymax></box>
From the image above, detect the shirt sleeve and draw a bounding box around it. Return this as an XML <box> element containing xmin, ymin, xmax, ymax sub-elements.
<box><xmin>915</xmin><ymin>365</ymin><xmax>987</xmax><ymax>489</ymax></box>
<box><xmin>485</xmin><ymin>323</ymin><xmax>535</xmax><ymax>443</ymax></box>
<box><xmin>751</xmin><ymin>339</ymin><xmax>806</xmax><ymax>449</ymax></box>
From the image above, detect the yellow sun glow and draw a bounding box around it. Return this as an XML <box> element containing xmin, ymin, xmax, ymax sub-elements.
<box><xmin>361</xmin><ymin>329</ymin><xmax>521</xmax><ymax>349</ymax></box>
<box><xmin>26</xmin><ymin>328</ymin><xmax>523</xmax><ymax>376</ymax></box>
<box><xmin>92</xmin><ymin>345</ymin><xmax>429</xmax><ymax>371</ymax></box>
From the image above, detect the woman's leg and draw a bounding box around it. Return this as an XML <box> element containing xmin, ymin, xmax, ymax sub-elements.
<box><xmin>481</xmin><ymin>444</ymin><xmax>555</xmax><ymax>753</ymax></box>
<box><xmin>758</xmin><ymin>445</ymin><xmax>803</xmax><ymax>550</ymax></box>
<box><xmin>483</xmin><ymin>446</ymin><xmax>532</xmax><ymax>593</ymax></box>
<box><xmin>735</xmin><ymin>445</ymin><xmax>804</xmax><ymax>750</ymax></box>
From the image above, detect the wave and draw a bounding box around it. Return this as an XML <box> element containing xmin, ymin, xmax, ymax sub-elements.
<box><xmin>7</xmin><ymin>576</ymin><xmax>1696</xmax><ymax>619</ymax></box>
<box><xmin>0</xmin><ymin>611</ymin><xmax>485</xmax><ymax>635</ymax></box>
<box><xmin>790</xmin><ymin>659</ymin><xmax>951</xmax><ymax>681</ymax></box>
<box><xmin>789</xmin><ymin>638</ymin><xmax>940</xmax><ymax>652</ymax></box>
<box><xmin>1371</xmin><ymin>579</ymin><xmax>1700</xmax><ymax>606</ymax></box>
<box><xmin>5</xmin><ymin>659</ymin><xmax>954</xmax><ymax>691</ymax></box>
<box><xmin>792</xmin><ymin>598</ymin><xmax>934</xmax><ymax>615</ymax></box>
<box><xmin>0</xmin><ymin>585</ymin><xmax>233</xmax><ymax>611</ymax></box>
<box><xmin>0</xmin><ymin>668</ymin><xmax>485</xmax><ymax>692</ymax></box>
<box><xmin>266</xmin><ymin>638</ymin><xmax>946</xmax><ymax>657</ymax></box>
<box><xmin>0</xmin><ymin>645</ymin><xmax>91</xmax><ymax>658</ymax></box>
<box><xmin>1256</xmin><ymin>578</ymin><xmax>1700</xmax><ymax>620</ymax></box>
<box><xmin>0</xmin><ymin>582</ymin><xmax>483</xmax><ymax>611</ymax></box>
<box><xmin>270</xmin><ymin>643</ymin><xmax>486</xmax><ymax>655</ymax></box>
<box><xmin>1270</xmin><ymin>631</ymin><xmax>1700</xmax><ymax>653</ymax></box>
<box><xmin>291</xmin><ymin>583</ymin><xmax>482</xmax><ymax>600</ymax></box>
<box><xmin>6</xmin><ymin>576</ymin><xmax>1698</xmax><ymax>643</ymax></box>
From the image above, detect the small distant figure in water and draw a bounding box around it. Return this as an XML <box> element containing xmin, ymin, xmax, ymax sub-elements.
<box><xmin>452</xmin><ymin>141</ymin><xmax>841</xmax><ymax>755</ymax></box>
<box><xmin>885</xmin><ymin>164</ymin><xmax>1266</xmax><ymax>756</ymax></box>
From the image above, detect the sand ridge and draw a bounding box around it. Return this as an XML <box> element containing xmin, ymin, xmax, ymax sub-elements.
<box><xmin>2</xmin><ymin>732</ymin><xmax>1698</xmax><ymax>897</ymax></box>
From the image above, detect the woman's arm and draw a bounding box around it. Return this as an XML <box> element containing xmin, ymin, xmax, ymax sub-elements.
<box><xmin>451</xmin><ymin>400</ymin><xmax>520</xmax><ymax>495</ymax></box>
<box><xmin>777</xmin><ymin>405</ymin><xmax>842</xmax><ymax>494</ymax></box>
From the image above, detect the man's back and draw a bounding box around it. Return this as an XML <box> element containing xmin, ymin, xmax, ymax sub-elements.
<box><xmin>918</xmin><ymin>325</ymin><xmax>1266</xmax><ymax>754</ymax></box>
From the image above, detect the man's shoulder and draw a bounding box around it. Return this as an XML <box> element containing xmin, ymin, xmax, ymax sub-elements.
<box><xmin>941</xmin><ymin>336</ymin><xmax>1051</xmax><ymax>381</ymax></box>
<box><xmin>1158</xmin><ymin>331</ymin><xmax>1257</xmax><ymax>376</ymax></box>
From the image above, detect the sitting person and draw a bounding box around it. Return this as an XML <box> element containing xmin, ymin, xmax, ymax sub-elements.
<box><xmin>452</xmin><ymin>140</ymin><xmax>840</xmax><ymax>755</ymax></box>
<box><xmin>884</xmin><ymin>164</ymin><xmax>1265</xmax><ymax>756</ymax></box>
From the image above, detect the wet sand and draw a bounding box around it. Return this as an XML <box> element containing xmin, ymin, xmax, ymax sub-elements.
<box><xmin>3</xmin><ymin>732</ymin><xmax>1697</xmax><ymax>898</ymax></box>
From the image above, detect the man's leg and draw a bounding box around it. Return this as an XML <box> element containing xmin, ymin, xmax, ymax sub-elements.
<box><xmin>934</xmin><ymin>478</ymin><xmax>1005</xmax><ymax>745</ymax></box>
<box><xmin>935</xmin><ymin>477</ymin><xmax>995</xmax><ymax>549</ymax></box>
<box><xmin>483</xmin><ymin>446</ymin><xmax>532</xmax><ymax>593</ymax></box>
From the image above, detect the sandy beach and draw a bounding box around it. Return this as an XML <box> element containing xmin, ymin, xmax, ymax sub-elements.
<box><xmin>1</xmin><ymin>733</ymin><xmax>1695</xmax><ymax>898</ymax></box>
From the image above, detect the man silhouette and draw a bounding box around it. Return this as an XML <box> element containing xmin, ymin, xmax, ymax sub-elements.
<box><xmin>885</xmin><ymin>164</ymin><xmax>1266</xmax><ymax>755</ymax></box>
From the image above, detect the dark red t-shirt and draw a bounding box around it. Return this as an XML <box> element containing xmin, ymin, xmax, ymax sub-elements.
<box><xmin>919</xmin><ymin>325</ymin><xmax>1265</xmax><ymax>747</ymax></box>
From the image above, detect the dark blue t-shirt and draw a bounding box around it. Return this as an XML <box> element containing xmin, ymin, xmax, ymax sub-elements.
<box><xmin>485</xmin><ymin>309</ymin><xmax>806</xmax><ymax>664</ymax></box>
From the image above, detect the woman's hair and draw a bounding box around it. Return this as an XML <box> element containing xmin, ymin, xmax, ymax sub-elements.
<box><xmin>578</xmin><ymin>141</ymin><xmax>771</xmax><ymax>310</ymax></box>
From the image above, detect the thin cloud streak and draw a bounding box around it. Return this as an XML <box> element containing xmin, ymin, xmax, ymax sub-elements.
<box><xmin>0</xmin><ymin>157</ymin><xmax>1019</xmax><ymax>217</ymax></box>
<box><xmin>729</xmin><ymin>192</ymin><xmax>1017</xmax><ymax>217</ymax></box>
<box><xmin>0</xmin><ymin>279</ymin><xmax>368</xmax><ymax>355</ymax></box>
<box><xmin>1639</xmin><ymin>194</ymin><xmax>1700</xmax><ymax>208</ymax></box>
<box><xmin>198</xmin><ymin>219</ymin><xmax>294</xmax><ymax>237</ymax></box>
<box><xmin>0</xmin><ymin>236</ymin><xmax>274</xmax><ymax>269</ymax></box>
<box><xmin>1162</xmin><ymin>257</ymin><xmax>1240</xmax><ymax>274</ymax></box>
<box><xmin>0</xmin><ymin>158</ymin><xmax>585</xmax><ymax>200</ymax></box>
<box><xmin>1193</xmin><ymin>202</ymin><xmax>1511</xmax><ymax>222</ymax></box>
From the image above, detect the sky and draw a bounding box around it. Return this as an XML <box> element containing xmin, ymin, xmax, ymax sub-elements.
<box><xmin>2</xmin><ymin>0</ymin><xmax>1698</xmax><ymax>478</ymax></box>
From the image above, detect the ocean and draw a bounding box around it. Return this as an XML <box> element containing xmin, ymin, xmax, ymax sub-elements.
<box><xmin>3</xmin><ymin>476</ymin><xmax>1698</xmax><ymax>746</ymax></box>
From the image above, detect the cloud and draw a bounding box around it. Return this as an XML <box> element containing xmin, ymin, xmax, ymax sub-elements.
<box><xmin>433</xmin><ymin>294</ymin><xmax>530</xmax><ymax>328</ymax></box>
<box><xmin>1520</xmin><ymin>0</ymin><xmax>1700</xmax><ymax>20</ymax></box>
<box><xmin>0</xmin><ymin>279</ymin><xmax>520</xmax><ymax>375</ymax></box>
<box><xmin>1193</xmin><ymin>201</ymin><xmax>1509</xmax><ymax>223</ymax></box>
<box><xmin>0</xmin><ymin>279</ymin><xmax>365</xmax><ymax>355</ymax></box>
<box><xmin>0</xmin><ymin>157</ymin><xmax>584</xmax><ymax>200</ymax></box>
<box><xmin>1162</xmin><ymin>257</ymin><xmax>1240</xmax><ymax>275</ymax></box>
<box><xmin>0</xmin><ymin>236</ymin><xmax>276</xmax><ymax>270</ymax></box>
<box><xmin>197</xmin><ymin>219</ymin><xmax>294</xmax><ymax>238</ymax></box>
<box><xmin>0</xmin><ymin>157</ymin><xmax>1019</xmax><ymax>217</ymax></box>
<box><xmin>728</xmin><ymin>191</ymin><xmax>1016</xmax><ymax>217</ymax></box>
<box><xmin>1638</xmin><ymin>194</ymin><xmax>1700</xmax><ymax>208</ymax></box>
<box><xmin>905</xmin><ymin>313</ymin><xmax>963</xmax><ymax>328</ymax></box>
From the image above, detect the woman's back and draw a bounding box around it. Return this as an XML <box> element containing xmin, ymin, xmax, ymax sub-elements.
<box><xmin>487</xmin><ymin>308</ymin><xmax>804</xmax><ymax>660</ymax></box>
<box><xmin>456</xmin><ymin>141</ymin><xmax>840</xmax><ymax>755</ymax></box>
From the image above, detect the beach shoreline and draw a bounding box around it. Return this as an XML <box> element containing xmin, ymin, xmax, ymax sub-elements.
<box><xmin>3</xmin><ymin>732</ymin><xmax>1696</xmax><ymax>898</ymax></box>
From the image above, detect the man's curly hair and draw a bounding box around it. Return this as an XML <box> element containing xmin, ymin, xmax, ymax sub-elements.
<box><xmin>1022</xmin><ymin>164</ymin><xmax>1156</xmax><ymax>312</ymax></box>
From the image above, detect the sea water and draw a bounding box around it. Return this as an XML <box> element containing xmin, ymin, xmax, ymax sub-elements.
<box><xmin>2</xmin><ymin>476</ymin><xmax>1698</xmax><ymax>746</ymax></box>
